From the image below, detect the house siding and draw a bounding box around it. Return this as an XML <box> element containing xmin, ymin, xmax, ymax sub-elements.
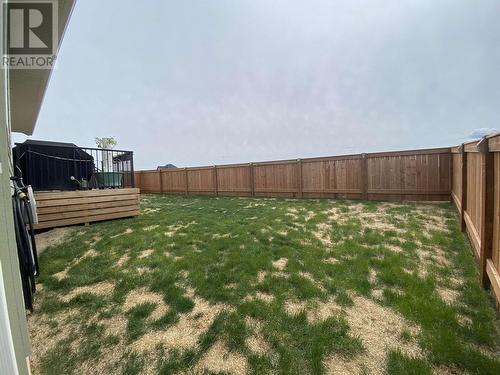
<box><xmin>0</xmin><ymin>2</ymin><xmax>31</xmax><ymax>373</ymax></box>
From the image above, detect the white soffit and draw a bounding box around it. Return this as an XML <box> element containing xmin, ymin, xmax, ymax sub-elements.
<box><xmin>9</xmin><ymin>0</ymin><xmax>76</xmax><ymax>135</ymax></box>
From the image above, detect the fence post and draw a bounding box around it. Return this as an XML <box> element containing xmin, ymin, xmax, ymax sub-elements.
<box><xmin>478</xmin><ymin>137</ymin><xmax>494</xmax><ymax>287</ymax></box>
<box><xmin>297</xmin><ymin>159</ymin><xmax>303</xmax><ymax>198</ymax></box>
<box><xmin>213</xmin><ymin>165</ymin><xmax>218</xmax><ymax>196</ymax></box>
<box><xmin>250</xmin><ymin>163</ymin><xmax>255</xmax><ymax>197</ymax></box>
<box><xmin>159</xmin><ymin>170</ymin><xmax>164</xmax><ymax>194</ymax></box>
<box><xmin>134</xmin><ymin>171</ymin><xmax>141</xmax><ymax>191</ymax></box>
<box><xmin>184</xmin><ymin>168</ymin><xmax>189</xmax><ymax>196</ymax></box>
<box><xmin>459</xmin><ymin>144</ymin><xmax>467</xmax><ymax>232</ymax></box>
<box><xmin>361</xmin><ymin>153</ymin><xmax>368</xmax><ymax>200</ymax></box>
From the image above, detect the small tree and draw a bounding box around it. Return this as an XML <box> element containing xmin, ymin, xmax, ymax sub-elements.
<box><xmin>95</xmin><ymin>137</ymin><xmax>117</xmax><ymax>172</ymax></box>
<box><xmin>95</xmin><ymin>136</ymin><xmax>117</xmax><ymax>149</ymax></box>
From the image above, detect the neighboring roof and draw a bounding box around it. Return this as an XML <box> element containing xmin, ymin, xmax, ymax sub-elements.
<box><xmin>9</xmin><ymin>0</ymin><xmax>77</xmax><ymax>135</ymax></box>
<box><xmin>16</xmin><ymin>139</ymin><xmax>78</xmax><ymax>148</ymax></box>
<box><xmin>157</xmin><ymin>164</ymin><xmax>177</xmax><ymax>169</ymax></box>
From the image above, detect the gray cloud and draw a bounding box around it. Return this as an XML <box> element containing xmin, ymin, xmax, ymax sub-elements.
<box><xmin>13</xmin><ymin>0</ymin><xmax>500</xmax><ymax>168</ymax></box>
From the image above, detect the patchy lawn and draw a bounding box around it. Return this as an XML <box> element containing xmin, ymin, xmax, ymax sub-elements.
<box><xmin>31</xmin><ymin>195</ymin><xmax>500</xmax><ymax>375</ymax></box>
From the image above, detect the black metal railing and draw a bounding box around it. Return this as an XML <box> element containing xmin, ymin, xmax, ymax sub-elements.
<box><xmin>13</xmin><ymin>142</ymin><xmax>135</xmax><ymax>191</ymax></box>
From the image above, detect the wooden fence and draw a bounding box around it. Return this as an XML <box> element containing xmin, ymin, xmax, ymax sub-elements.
<box><xmin>451</xmin><ymin>134</ymin><xmax>500</xmax><ymax>304</ymax></box>
<box><xmin>135</xmin><ymin>147</ymin><xmax>452</xmax><ymax>201</ymax></box>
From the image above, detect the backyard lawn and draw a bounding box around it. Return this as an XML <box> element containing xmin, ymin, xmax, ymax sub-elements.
<box><xmin>31</xmin><ymin>195</ymin><xmax>499</xmax><ymax>375</ymax></box>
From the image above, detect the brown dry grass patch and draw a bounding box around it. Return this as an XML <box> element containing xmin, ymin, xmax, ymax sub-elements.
<box><xmin>324</xmin><ymin>295</ymin><xmax>422</xmax><ymax>375</ymax></box>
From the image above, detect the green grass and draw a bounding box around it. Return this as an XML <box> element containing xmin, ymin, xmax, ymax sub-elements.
<box><xmin>32</xmin><ymin>195</ymin><xmax>500</xmax><ymax>374</ymax></box>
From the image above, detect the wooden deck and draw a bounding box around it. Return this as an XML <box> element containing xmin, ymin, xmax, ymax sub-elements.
<box><xmin>34</xmin><ymin>188</ymin><xmax>140</xmax><ymax>230</ymax></box>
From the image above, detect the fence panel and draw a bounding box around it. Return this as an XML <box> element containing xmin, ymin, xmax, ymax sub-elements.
<box><xmin>367</xmin><ymin>149</ymin><xmax>451</xmax><ymax>201</ymax></box>
<box><xmin>162</xmin><ymin>169</ymin><xmax>186</xmax><ymax>194</ymax></box>
<box><xmin>253</xmin><ymin>161</ymin><xmax>298</xmax><ymax>197</ymax></box>
<box><xmin>217</xmin><ymin>165</ymin><xmax>252</xmax><ymax>196</ymax></box>
<box><xmin>136</xmin><ymin>170</ymin><xmax>161</xmax><ymax>193</ymax></box>
<box><xmin>187</xmin><ymin>167</ymin><xmax>215</xmax><ymax>195</ymax></box>
<box><xmin>299</xmin><ymin>156</ymin><xmax>363</xmax><ymax>199</ymax></box>
<box><xmin>464</xmin><ymin>148</ymin><xmax>484</xmax><ymax>257</ymax></box>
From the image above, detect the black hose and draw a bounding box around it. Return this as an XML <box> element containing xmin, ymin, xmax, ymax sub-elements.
<box><xmin>11</xmin><ymin>177</ymin><xmax>38</xmax><ymax>311</ymax></box>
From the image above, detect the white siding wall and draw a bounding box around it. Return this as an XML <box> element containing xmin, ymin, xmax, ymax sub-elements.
<box><xmin>0</xmin><ymin>2</ymin><xmax>31</xmax><ymax>374</ymax></box>
<box><xmin>0</xmin><ymin>262</ymin><xmax>19</xmax><ymax>375</ymax></box>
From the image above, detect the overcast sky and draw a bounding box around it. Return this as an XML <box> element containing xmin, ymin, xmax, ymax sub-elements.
<box><xmin>12</xmin><ymin>0</ymin><xmax>500</xmax><ymax>169</ymax></box>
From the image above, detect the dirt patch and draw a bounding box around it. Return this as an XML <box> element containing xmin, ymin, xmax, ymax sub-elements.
<box><xmin>131</xmin><ymin>296</ymin><xmax>229</xmax><ymax>353</ymax></box>
<box><xmin>245</xmin><ymin>318</ymin><xmax>272</xmax><ymax>355</ymax></box>
<box><xmin>421</xmin><ymin>213</ymin><xmax>450</xmax><ymax>234</ymax></box>
<box><xmin>324</xmin><ymin>207</ymin><xmax>343</xmax><ymax>222</ymax></box>
<box><xmin>124</xmin><ymin>288</ymin><xmax>169</xmax><ymax>321</ymax></box>
<box><xmin>416</xmin><ymin>248</ymin><xmax>432</xmax><ymax>278</ymax></box>
<box><xmin>213</xmin><ymin>233</ymin><xmax>233</xmax><ymax>239</ymax></box>
<box><xmin>53</xmin><ymin>269</ymin><xmax>69</xmax><ymax>282</ymax></box>
<box><xmin>139</xmin><ymin>249</ymin><xmax>155</xmax><ymax>258</ymax></box>
<box><xmin>386</xmin><ymin>244</ymin><xmax>403</xmax><ymax>253</ymax></box>
<box><xmin>372</xmin><ymin>288</ymin><xmax>384</xmax><ymax>300</ymax></box>
<box><xmin>304</xmin><ymin>211</ymin><xmax>316</xmax><ymax>222</ymax></box>
<box><xmin>312</xmin><ymin>223</ymin><xmax>332</xmax><ymax>247</ymax></box>
<box><xmin>143</xmin><ymin>225</ymin><xmax>159</xmax><ymax>231</ymax></box>
<box><xmin>137</xmin><ymin>267</ymin><xmax>153</xmax><ymax>275</ymax></box>
<box><xmin>356</xmin><ymin>208</ymin><xmax>405</xmax><ymax>234</ymax></box>
<box><xmin>35</xmin><ymin>227</ymin><xmax>74</xmax><ymax>253</ymax></box>
<box><xmin>61</xmin><ymin>281</ymin><xmax>115</xmax><ymax>302</ymax></box>
<box><xmin>51</xmin><ymin>248</ymin><xmax>99</xmax><ymax>281</ymax></box>
<box><xmin>285</xmin><ymin>208</ymin><xmax>300</xmax><ymax>220</ymax></box>
<box><xmin>28</xmin><ymin>308</ymin><xmax>80</xmax><ymax>373</ymax></box>
<box><xmin>272</xmin><ymin>258</ymin><xmax>288</xmax><ymax>271</ymax></box>
<box><xmin>285</xmin><ymin>298</ymin><xmax>341</xmax><ymax>323</ymax></box>
<box><xmin>323</xmin><ymin>295</ymin><xmax>422</xmax><ymax>375</ymax></box>
<box><xmin>456</xmin><ymin>314</ymin><xmax>472</xmax><ymax>327</ymax></box>
<box><xmin>432</xmin><ymin>365</ymin><xmax>468</xmax><ymax>375</ymax></box>
<box><xmin>164</xmin><ymin>221</ymin><xmax>196</xmax><ymax>237</ymax></box>
<box><xmin>284</xmin><ymin>299</ymin><xmax>306</xmax><ymax>315</ymax></box>
<box><xmin>323</xmin><ymin>257</ymin><xmax>339</xmax><ymax>265</ymax></box>
<box><xmin>437</xmin><ymin>287</ymin><xmax>460</xmax><ymax>305</ymax></box>
<box><xmin>243</xmin><ymin>202</ymin><xmax>267</xmax><ymax>209</ymax></box>
<box><xmin>430</xmin><ymin>247</ymin><xmax>453</xmax><ymax>268</ymax></box>
<box><xmin>101</xmin><ymin>314</ymin><xmax>128</xmax><ymax>337</ymax></box>
<box><xmin>224</xmin><ymin>283</ymin><xmax>237</xmax><ymax>290</ymax></box>
<box><xmin>309</xmin><ymin>298</ymin><xmax>342</xmax><ymax>323</ymax></box>
<box><xmin>368</xmin><ymin>268</ymin><xmax>378</xmax><ymax>284</ymax></box>
<box><xmin>194</xmin><ymin>340</ymin><xmax>248</xmax><ymax>375</ymax></box>
<box><xmin>116</xmin><ymin>254</ymin><xmax>129</xmax><ymax>267</ymax></box>
<box><xmin>84</xmin><ymin>249</ymin><xmax>98</xmax><ymax>257</ymax></box>
<box><xmin>246</xmin><ymin>334</ymin><xmax>271</xmax><ymax>355</ymax></box>
<box><xmin>110</xmin><ymin>228</ymin><xmax>134</xmax><ymax>238</ymax></box>
<box><xmin>257</xmin><ymin>271</ymin><xmax>267</xmax><ymax>283</ymax></box>
<box><xmin>245</xmin><ymin>292</ymin><xmax>275</xmax><ymax>303</ymax></box>
<box><xmin>299</xmin><ymin>272</ymin><xmax>326</xmax><ymax>292</ymax></box>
